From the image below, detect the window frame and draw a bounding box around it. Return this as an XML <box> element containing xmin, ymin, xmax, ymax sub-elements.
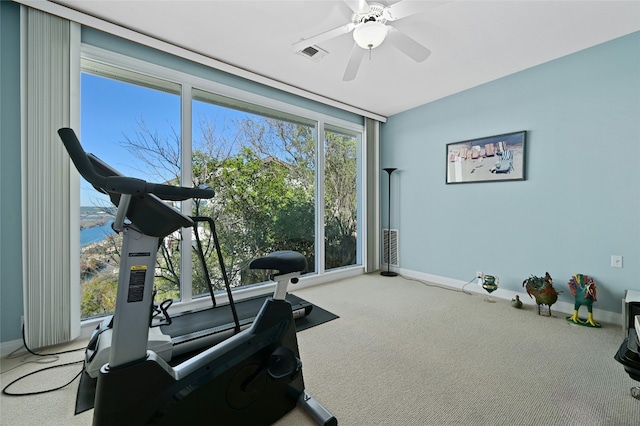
<box><xmin>323</xmin><ymin>124</ymin><xmax>363</xmax><ymax>271</ymax></box>
<box><xmin>79</xmin><ymin>44</ymin><xmax>366</xmax><ymax>316</ymax></box>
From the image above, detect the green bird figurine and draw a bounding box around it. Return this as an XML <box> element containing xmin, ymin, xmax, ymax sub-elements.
<box><xmin>511</xmin><ymin>295</ymin><xmax>523</xmax><ymax>309</ymax></box>
<box><xmin>566</xmin><ymin>274</ymin><xmax>600</xmax><ymax>328</ymax></box>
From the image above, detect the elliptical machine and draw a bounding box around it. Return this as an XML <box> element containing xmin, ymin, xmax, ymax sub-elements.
<box><xmin>58</xmin><ymin>128</ymin><xmax>336</xmax><ymax>425</ymax></box>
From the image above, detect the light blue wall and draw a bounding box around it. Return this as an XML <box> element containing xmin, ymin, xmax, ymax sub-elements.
<box><xmin>1</xmin><ymin>0</ymin><xmax>24</xmax><ymax>343</ymax></box>
<box><xmin>381</xmin><ymin>32</ymin><xmax>640</xmax><ymax>314</ymax></box>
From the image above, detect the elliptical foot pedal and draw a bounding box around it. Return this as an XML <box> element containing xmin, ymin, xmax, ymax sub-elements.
<box><xmin>268</xmin><ymin>347</ymin><xmax>302</xmax><ymax>379</ymax></box>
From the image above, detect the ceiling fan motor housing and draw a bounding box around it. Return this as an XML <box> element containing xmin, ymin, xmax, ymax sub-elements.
<box><xmin>352</xmin><ymin>3</ymin><xmax>388</xmax><ymax>26</ymax></box>
<box><xmin>352</xmin><ymin>3</ymin><xmax>389</xmax><ymax>49</ymax></box>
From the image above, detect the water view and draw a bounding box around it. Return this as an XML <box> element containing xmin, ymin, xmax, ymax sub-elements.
<box><xmin>81</xmin><ymin>221</ymin><xmax>114</xmax><ymax>246</ymax></box>
<box><xmin>80</xmin><ymin>206</ymin><xmax>115</xmax><ymax>246</ymax></box>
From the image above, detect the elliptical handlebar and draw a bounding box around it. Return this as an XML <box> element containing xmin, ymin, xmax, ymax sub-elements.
<box><xmin>57</xmin><ymin>128</ymin><xmax>215</xmax><ymax>201</ymax></box>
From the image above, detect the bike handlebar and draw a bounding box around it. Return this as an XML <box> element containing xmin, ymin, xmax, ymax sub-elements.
<box><xmin>57</xmin><ymin>128</ymin><xmax>214</xmax><ymax>201</ymax></box>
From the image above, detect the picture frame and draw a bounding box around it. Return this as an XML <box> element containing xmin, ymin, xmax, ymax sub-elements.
<box><xmin>446</xmin><ymin>131</ymin><xmax>527</xmax><ymax>184</ymax></box>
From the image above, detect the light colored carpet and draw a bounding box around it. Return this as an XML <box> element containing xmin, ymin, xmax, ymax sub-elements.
<box><xmin>2</xmin><ymin>273</ymin><xmax>639</xmax><ymax>425</ymax></box>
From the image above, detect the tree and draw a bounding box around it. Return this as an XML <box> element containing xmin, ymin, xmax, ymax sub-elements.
<box><xmin>324</xmin><ymin>131</ymin><xmax>358</xmax><ymax>268</ymax></box>
<box><xmin>192</xmin><ymin>116</ymin><xmax>317</xmax><ymax>287</ymax></box>
<box><xmin>81</xmin><ymin>110</ymin><xmax>358</xmax><ymax>316</ymax></box>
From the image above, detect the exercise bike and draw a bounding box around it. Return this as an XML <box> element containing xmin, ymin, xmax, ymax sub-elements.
<box><xmin>82</xmin><ymin>182</ymin><xmax>313</xmax><ymax>380</ymax></box>
<box><xmin>58</xmin><ymin>128</ymin><xmax>336</xmax><ymax>425</ymax></box>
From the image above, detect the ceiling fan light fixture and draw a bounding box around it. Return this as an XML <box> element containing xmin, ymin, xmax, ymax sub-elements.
<box><xmin>353</xmin><ymin>20</ymin><xmax>388</xmax><ymax>50</ymax></box>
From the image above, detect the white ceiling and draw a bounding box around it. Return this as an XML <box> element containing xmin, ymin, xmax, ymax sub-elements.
<box><xmin>50</xmin><ymin>0</ymin><xmax>640</xmax><ymax>118</ymax></box>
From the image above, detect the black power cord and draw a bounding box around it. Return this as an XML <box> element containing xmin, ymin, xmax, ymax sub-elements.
<box><xmin>400</xmin><ymin>273</ymin><xmax>477</xmax><ymax>295</ymax></box>
<box><xmin>18</xmin><ymin>325</ymin><xmax>87</xmax><ymax>357</ymax></box>
<box><xmin>1</xmin><ymin>325</ymin><xmax>86</xmax><ymax>396</ymax></box>
<box><xmin>2</xmin><ymin>360</ymin><xmax>84</xmax><ymax>396</ymax></box>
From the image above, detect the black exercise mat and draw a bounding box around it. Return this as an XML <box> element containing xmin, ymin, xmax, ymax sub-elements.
<box><xmin>75</xmin><ymin>295</ymin><xmax>338</xmax><ymax>415</ymax></box>
<box><xmin>293</xmin><ymin>300</ymin><xmax>339</xmax><ymax>332</ymax></box>
<box><xmin>75</xmin><ymin>372</ymin><xmax>97</xmax><ymax>414</ymax></box>
<box><xmin>163</xmin><ymin>293</ymin><xmax>312</xmax><ymax>339</ymax></box>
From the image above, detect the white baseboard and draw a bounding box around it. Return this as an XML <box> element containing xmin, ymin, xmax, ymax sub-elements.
<box><xmin>399</xmin><ymin>268</ymin><xmax>622</xmax><ymax>326</ymax></box>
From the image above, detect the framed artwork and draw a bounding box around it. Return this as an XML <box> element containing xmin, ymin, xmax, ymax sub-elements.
<box><xmin>446</xmin><ymin>131</ymin><xmax>527</xmax><ymax>184</ymax></box>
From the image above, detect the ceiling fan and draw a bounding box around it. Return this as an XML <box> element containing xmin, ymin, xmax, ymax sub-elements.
<box><xmin>292</xmin><ymin>0</ymin><xmax>434</xmax><ymax>81</ymax></box>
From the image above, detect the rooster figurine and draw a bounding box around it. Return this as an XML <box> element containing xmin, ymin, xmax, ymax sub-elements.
<box><xmin>566</xmin><ymin>274</ymin><xmax>601</xmax><ymax>328</ymax></box>
<box><xmin>523</xmin><ymin>272</ymin><xmax>560</xmax><ymax>316</ymax></box>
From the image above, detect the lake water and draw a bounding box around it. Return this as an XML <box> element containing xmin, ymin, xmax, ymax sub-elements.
<box><xmin>81</xmin><ymin>221</ymin><xmax>115</xmax><ymax>246</ymax></box>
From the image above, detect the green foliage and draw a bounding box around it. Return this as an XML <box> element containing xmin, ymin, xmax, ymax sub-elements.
<box><xmin>324</xmin><ymin>131</ymin><xmax>358</xmax><ymax>268</ymax></box>
<box><xmin>81</xmin><ymin>273</ymin><xmax>118</xmax><ymax>318</ymax></box>
<box><xmin>198</xmin><ymin>144</ymin><xmax>316</xmax><ymax>285</ymax></box>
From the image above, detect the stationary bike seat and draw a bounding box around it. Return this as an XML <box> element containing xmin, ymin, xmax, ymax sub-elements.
<box><xmin>249</xmin><ymin>251</ymin><xmax>307</xmax><ymax>274</ymax></box>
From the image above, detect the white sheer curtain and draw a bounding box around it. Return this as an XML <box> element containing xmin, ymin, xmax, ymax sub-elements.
<box><xmin>21</xmin><ymin>6</ymin><xmax>80</xmax><ymax>348</ymax></box>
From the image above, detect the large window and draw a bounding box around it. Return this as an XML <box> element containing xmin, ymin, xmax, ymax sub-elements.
<box><xmin>78</xmin><ymin>53</ymin><xmax>363</xmax><ymax>319</ymax></box>
<box><xmin>191</xmin><ymin>89</ymin><xmax>317</xmax><ymax>296</ymax></box>
<box><xmin>324</xmin><ymin>126</ymin><xmax>360</xmax><ymax>271</ymax></box>
<box><xmin>79</xmin><ymin>62</ymin><xmax>181</xmax><ymax>318</ymax></box>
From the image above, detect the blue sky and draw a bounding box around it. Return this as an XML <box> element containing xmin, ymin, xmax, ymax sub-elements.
<box><xmin>80</xmin><ymin>73</ymin><xmax>244</xmax><ymax>206</ymax></box>
<box><xmin>80</xmin><ymin>73</ymin><xmax>180</xmax><ymax>206</ymax></box>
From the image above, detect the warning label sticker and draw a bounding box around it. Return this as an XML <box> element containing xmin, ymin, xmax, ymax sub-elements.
<box><xmin>127</xmin><ymin>265</ymin><xmax>147</xmax><ymax>302</ymax></box>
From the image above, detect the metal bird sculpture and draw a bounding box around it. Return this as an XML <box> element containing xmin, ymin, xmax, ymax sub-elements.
<box><xmin>523</xmin><ymin>272</ymin><xmax>560</xmax><ymax>316</ymax></box>
<box><xmin>566</xmin><ymin>274</ymin><xmax>601</xmax><ymax>328</ymax></box>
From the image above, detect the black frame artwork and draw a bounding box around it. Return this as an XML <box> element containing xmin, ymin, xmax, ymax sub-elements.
<box><xmin>446</xmin><ymin>131</ymin><xmax>527</xmax><ymax>184</ymax></box>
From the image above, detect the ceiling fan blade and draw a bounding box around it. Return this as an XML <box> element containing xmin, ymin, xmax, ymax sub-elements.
<box><xmin>292</xmin><ymin>23</ymin><xmax>356</xmax><ymax>52</ymax></box>
<box><xmin>386</xmin><ymin>0</ymin><xmax>449</xmax><ymax>21</ymax></box>
<box><xmin>342</xmin><ymin>43</ymin><xmax>366</xmax><ymax>81</ymax></box>
<box><xmin>386</xmin><ymin>26</ymin><xmax>431</xmax><ymax>62</ymax></box>
<box><xmin>343</xmin><ymin>0</ymin><xmax>371</xmax><ymax>14</ymax></box>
